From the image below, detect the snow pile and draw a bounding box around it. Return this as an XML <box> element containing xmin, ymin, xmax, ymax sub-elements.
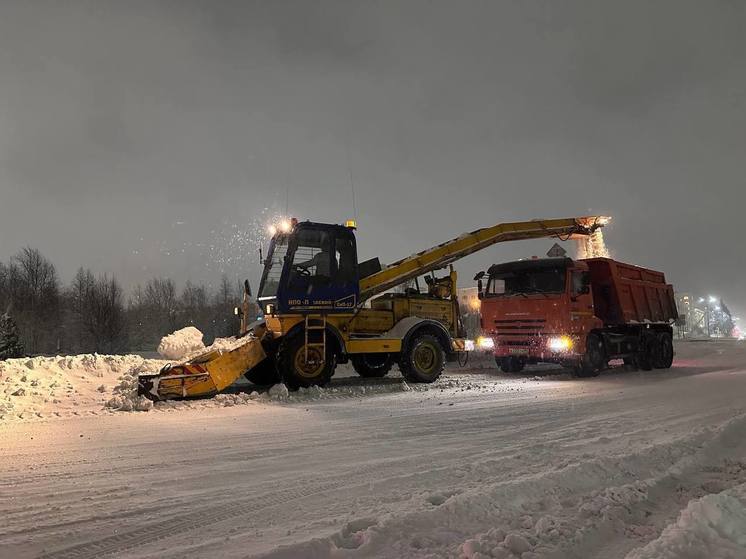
<box><xmin>625</xmin><ymin>483</ymin><xmax>746</xmax><ymax>559</ymax></box>
<box><xmin>105</xmin><ymin>367</ymin><xmax>154</xmax><ymax>412</ymax></box>
<box><xmin>0</xmin><ymin>354</ymin><xmax>166</xmax><ymax>420</ymax></box>
<box><xmin>196</xmin><ymin>336</ymin><xmax>250</xmax><ymax>357</ymax></box>
<box><xmin>158</xmin><ymin>326</ymin><xmax>252</xmax><ymax>362</ymax></box>
<box><xmin>268</xmin><ymin>383</ymin><xmax>290</xmax><ymax>400</ymax></box>
<box><xmin>157</xmin><ymin>326</ymin><xmax>205</xmax><ymax>360</ymax></box>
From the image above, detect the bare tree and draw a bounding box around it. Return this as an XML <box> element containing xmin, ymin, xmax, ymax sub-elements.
<box><xmin>142</xmin><ymin>278</ymin><xmax>178</xmax><ymax>344</ymax></box>
<box><xmin>0</xmin><ymin>262</ymin><xmax>8</xmax><ymax>312</ymax></box>
<box><xmin>125</xmin><ymin>285</ymin><xmax>148</xmax><ymax>351</ymax></box>
<box><xmin>212</xmin><ymin>274</ymin><xmax>237</xmax><ymax>339</ymax></box>
<box><xmin>64</xmin><ymin>268</ymin><xmax>96</xmax><ymax>352</ymax></box>
<box><xmin>9</xmin><ymin>248</ymin><xmax>60</xmax><ymax>354</ymax></box>
<box><xmin>180</xmin><ymin>281</ymin><xmax>210</xmax><ymax>335</ymax></box>
<box><xmin>83</xmin><ymin>275</ymin><xmax>126</xmax><ymax>353</ymax></box>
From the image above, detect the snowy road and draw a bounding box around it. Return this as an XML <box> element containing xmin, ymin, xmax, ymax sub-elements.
<box><xmin>2</xmin><ymin>341</ymin><xmax>746</xmax><ymax>559</ymax></box>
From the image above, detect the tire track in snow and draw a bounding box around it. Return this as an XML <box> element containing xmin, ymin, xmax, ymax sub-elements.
<box><xmin>39</xmin><ymin>473</ymin><xmax>358</xmax><ymax>559</ymax></box>
<box><xmin>36</xmin><ymin>412</ymin><xmax>566</xmax><ymax>559</ymax></box>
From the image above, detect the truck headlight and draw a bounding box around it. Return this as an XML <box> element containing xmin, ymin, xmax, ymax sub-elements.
<box><xmin>548</xmin><ymin>335</ymin><xmax>573</xmax><ymax>353</ymax></box>
<box><xmin>476</xmin><ymin>336</ymin><xmax>495</xmax><ymax>351</ymax></box>
<box><xmin>265</xmin><ymin>304</ymin><xmax>275</xmax><ymax>315</ymax></box>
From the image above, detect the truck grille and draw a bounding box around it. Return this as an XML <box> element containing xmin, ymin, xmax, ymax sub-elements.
<box><xmin>493</xmin><ymin>319</ymin><xmax>546</xmax><ymax>346</ymax></box>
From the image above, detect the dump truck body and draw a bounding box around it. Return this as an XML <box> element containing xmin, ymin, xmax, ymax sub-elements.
<box><xmin>479</xmin><ymin>257</ymin><xmax>678</xmax><ymax>376</ymax></box>
<box><xmin>584</xmin><ymin>258</ymin><xmax>678</xmax><ymax>325</ymax></box>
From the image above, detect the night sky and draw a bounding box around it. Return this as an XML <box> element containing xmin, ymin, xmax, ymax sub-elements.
<box><xmin>1</xmin><ymin>1</ymin><xmax>744</xmax><ymax>313</ymax></box>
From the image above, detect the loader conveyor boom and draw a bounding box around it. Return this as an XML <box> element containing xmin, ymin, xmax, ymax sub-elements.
<box><xmin>360</xmin><ymin>216</ymin><xmax>608</xmax><ymax>300</ymax></box>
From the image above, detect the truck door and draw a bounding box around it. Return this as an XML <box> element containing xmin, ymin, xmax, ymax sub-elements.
<box><xmin>570</xmin><ymin>269</ymin><xmax>595</xmax><ymax>322</ymax></box>
<box><xmin>278</xmin><ymin>225</ymin><xmax>360</xmax><ymax>313</ymax></box>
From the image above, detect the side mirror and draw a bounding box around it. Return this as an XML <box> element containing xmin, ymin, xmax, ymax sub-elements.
<box><xmin>473</xmin><ymin>271</ymin><xmax>485</xmax><ymax>281</ymax></box>
<box><xmin>477</xmin><ymin>278</ymin><xmax>484</xmax><ymax>299</ymax></box>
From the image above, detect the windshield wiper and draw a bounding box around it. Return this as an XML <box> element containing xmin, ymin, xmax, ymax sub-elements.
<box><xmin>517</xmin><ymin>286</ymin><xmax>553</xmax><ymax>298</ymax></box>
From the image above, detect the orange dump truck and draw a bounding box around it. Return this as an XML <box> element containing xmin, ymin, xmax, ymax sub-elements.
<box><xmin>475</xmin><ymin>257</ymin><xmax>678</xmax><ymax>377</ymax></box>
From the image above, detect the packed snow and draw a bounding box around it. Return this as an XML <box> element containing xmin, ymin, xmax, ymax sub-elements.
<box><xmin>626</xmin><ymin>481</ymin><xmax>746</xmax><ymax>559</ymax></box>
<box><xmin>0</xmin><ymin>346</ymin><xmax>426</xmax><ymax>421</ymax></box>
<box><xmin>2</xmin><ymin>340</ymin><xmax>746</xmax><ymax>559</ymax></box>
<box><xmin>157</xmin><ymin>326</ymin><xmax>205</xmax><ymax>360</ymax></box>
<box><xmin>157</xmin><ymin>326</ymin><xmax>253</xmax><ymax>362</ymax></box>
<box><xmin>0</xmin><ymin>353</ymin><xmax>166</xmax><ymax>420</ymax></box>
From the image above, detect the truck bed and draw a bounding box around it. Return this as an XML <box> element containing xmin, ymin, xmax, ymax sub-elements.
<box><xmin>584</xmin><ymin>258</ymin><xmax>678</xmax><ymax>325</ymax></box>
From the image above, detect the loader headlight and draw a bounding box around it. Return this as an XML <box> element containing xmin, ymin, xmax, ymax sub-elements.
<box><xmin>264</xmin><ymin>304</ymin><xmax>275</xmax><ymax>315</ymax></box>
<box><xmin>476</xmin><ymin>336</ymin><xmax>495</xmax><ymax>351</ymax></box>
<box><xmin>548</xmin><ymin>335</ymin><xmax>573</xmax><ymax>353</ymax></box>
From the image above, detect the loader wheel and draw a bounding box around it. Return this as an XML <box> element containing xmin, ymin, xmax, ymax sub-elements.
<box><xmin>653</xmin><ymin>333</ymin><xmax>674</xmax><ymax>369</ymax></box>
<box><xmin>399</xmin><ymin>333</ymin><xmax>445</xmax><ymax>383</ymax></box>
<box><xmin>278</xmin><ymin>334</ymin><xmax>336</xmax><ymax>390</ymax></box>
<box><xmin>351</xmin><ymin>354</ymin><xmax>394</xmax><ymax>378</ymax></box>
<box><xmin>574</xmin><ymin>334</ymin><xmax>604</xmax><ymax>378</ymax></box>
<box><xmin>498</xmin><ymin>356</ymin><xmax>525</xmax><ymax>373</ymax></box>
<box><xmin>244</xmin><ymin>357</ymin><xmax>280</xmax><ymax>385</ymax></box>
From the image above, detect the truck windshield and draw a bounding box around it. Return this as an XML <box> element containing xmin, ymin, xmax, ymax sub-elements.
<box><xmin>257</xmin><ymin>235</ymin><xmax>289</xmax><ymax>299</ymax></box>
<box><xmin>487</xmin><ymin>267</ymin><xmax>566</xmax><ymax>297</ymax></box>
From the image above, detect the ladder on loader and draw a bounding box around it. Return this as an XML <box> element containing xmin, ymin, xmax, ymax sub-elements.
<box><xmin>304</xmin><ymin>314</ymin><xmax>327</xmax><ymax>366</ymax></box>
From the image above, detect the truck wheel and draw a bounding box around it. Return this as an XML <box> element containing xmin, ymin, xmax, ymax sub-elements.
<box><xmin>351</xmin><ymin>354</ymin><xmax>394</xmax><ymax>378</ymax></box>
<box><xmin>623</xmin><ymin>357</ymin><xmax>638</xmax><ymax>371</ymax></box>
<box><xmin>278</xmin><ymin>333</ymin><xmax>336</xmax><ymax>390</ymax></box>
<box><xmin>653</xmin><ymin>333</ymin><xmax>674</xmax><ymax>369</ymax></box>
<box><xmin>244</xmin><ymin>357</ymin><xmax>280</xmax><ymax>385</ymax></box>
<box><xmin>574</xmin><ymin>334</ymin><xmax>605</xmax><ymax>378</ymax></box>
<box><xmin>636</xmin><ymin>334</ymin><xmax>656</xmax><ymax>371</ymax></box>
<box><xmin>399</xmin><ymin>333</ymin><xmax>445</xmax><ymax>383</ymax></box>
<box><xmin>498</xmin><ymin>356</ymin><xmax>525</xmax><ymax>373</ymax></box>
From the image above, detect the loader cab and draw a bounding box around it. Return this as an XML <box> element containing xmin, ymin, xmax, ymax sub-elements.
<box><xmin>257</xmin><ymin>221</ymin><xmax>359</xmax><ymax>314</ymax></box>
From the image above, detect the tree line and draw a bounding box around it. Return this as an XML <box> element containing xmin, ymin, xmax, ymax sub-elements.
<box><xmin>0</xmin><ymin>247</ymin><xmax>243</xmax><ymax>357</ymax></box>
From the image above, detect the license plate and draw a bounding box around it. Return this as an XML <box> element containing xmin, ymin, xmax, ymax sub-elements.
<box><xmin>509</xmin><ymin>348</ymin><xmax>529</xmax><ymax>355</ymax></box>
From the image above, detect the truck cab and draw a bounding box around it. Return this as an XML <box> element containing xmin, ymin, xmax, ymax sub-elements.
<box><xmin>477</xmin><ymin>257</ymin><xmax>601</xmax><ymax>372</ymax></box>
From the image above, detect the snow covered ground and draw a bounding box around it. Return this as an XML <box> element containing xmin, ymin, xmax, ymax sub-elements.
<box><xmin>1</xmin><ymin>340</ymin><xmax>746</xmax><ymax>559</ymax></box>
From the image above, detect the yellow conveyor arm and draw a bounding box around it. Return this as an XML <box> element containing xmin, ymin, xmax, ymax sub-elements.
<box><xmin>359</xmin><ymin>216</ymin><xmax>609</xmax><ymax>301</ymax></box>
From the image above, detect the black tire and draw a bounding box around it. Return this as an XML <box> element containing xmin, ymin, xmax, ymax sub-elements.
<box><xmin>244</xmin><ymin>357</ymin><xmax>280</xmax><ymax>385</ymax></box>
<box><xmin>498</xmin><ymin>356</ymin><xmax>525</xmax><ymax>373</ymax></box>
<box><xmin>574</xmin><ymin>333</ymin><xmax>605</xmax><ymax>378</ymax></box>
<box><xmin>654</xmin><ymin>332</ymin><xmax>674</xmax><ymax>369</ymax></box>
<box><xmin>399</xmin><ymin>333</ymin><xmax>445</xmax><ymax>383</ymax></box>
<box><xmin>351</xmin><ymin>353</ymin><xmax>394</xmax><ymax>378</ymax></box>
<box><xmin>637</xmin><ymin>334</ymin><xmax>656</xmax><ymax>371</ymax></box>
<box><xmin>623</xmin><ymin>356</ymin><xmax>638</xmax><ymax>370</ymax></box>
<box><xmin>278</xmin><ymin>333</ymin><xmax>336</xmax><ymax>390</ymax></box>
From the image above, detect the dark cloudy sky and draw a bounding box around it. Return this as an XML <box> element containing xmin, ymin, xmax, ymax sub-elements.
<box><xmin>1</xmin><ymin>1</ymin><xmax>745</xmax><ymax>312</ymax></box>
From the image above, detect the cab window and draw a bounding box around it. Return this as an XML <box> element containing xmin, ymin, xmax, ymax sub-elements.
<box><xmin>287</xmin><ymin>228</ymin><xmax>358</xmax><ymax>292</ymax></box>
<box><xmin>289</xmin><ymin>229</ymin><xmax>333</xmax><ymax>290</ymax></box>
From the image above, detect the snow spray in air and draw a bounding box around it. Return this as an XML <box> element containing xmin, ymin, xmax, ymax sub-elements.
<box><xmin>576</xmin><ymin>229</ymin><xmax>609</xmax><ymax>259</ymax></box>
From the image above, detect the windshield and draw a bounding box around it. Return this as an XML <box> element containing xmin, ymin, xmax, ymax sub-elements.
<box><xmin>257</xmin><ymin>235</ymin><xmax>289</xmax><ymax>299</ymax></box>
<box><xmin>486</xmin><ymin>266</ymin><xmax>566</xmax><ymax>297</ymax></box>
